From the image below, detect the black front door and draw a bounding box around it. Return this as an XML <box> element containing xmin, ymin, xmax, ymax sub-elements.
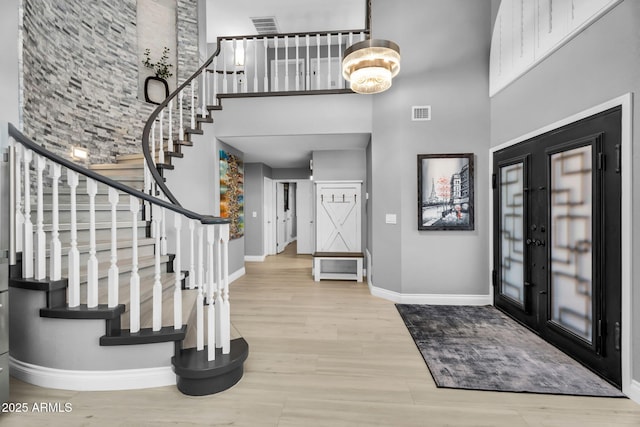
<box><xmin>493</xmin><ymin>107</ymin><xmax>622</xmax><ymax>387</ymax></box>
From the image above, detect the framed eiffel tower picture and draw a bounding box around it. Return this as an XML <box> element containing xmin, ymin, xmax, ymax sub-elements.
<box><xmin>417</xmin><ymin>153</ymin><xmax>474</xmax><ymax>231</ymax></box>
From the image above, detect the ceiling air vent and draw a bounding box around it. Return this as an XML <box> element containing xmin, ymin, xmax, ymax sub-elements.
<box><xmin>251</xmin><ymin>16</ymin><xmax>279</xmax><ymax>35</ymax></box>
<box><xmin>412</xmin><ymin>106</ymin><xmax>431</xmax><ymax>121</ymax></box>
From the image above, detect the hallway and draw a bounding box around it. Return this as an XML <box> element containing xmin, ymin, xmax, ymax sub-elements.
<box><xmin>5</xmin><ymin>247</ymin><xmax>640</xmax><ymax>426</ymax></box>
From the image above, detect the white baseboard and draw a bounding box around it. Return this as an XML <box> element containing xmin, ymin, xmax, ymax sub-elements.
<box><xmin>244</xmin><ymin>254</ymin><xmax>266</xmax><ymax>262</ymax></box>
<box><xmin>626</xmin><ymin>379</ymin><xmax>640</xmax><ymax>404</ymax></box>
<box><xmin>10</xmin><ymin>357</ymin><xmax>175</xmax><ymax>391</ymax></box>
<box><xmin>229</xmin><ymin>267</ymin><xmax>246</xmax><ymax>284</ymax></box>
<box><xmin>368</xmin><ymin>282</ymin><xmax>492</xmax><ymax>306</ymax></box>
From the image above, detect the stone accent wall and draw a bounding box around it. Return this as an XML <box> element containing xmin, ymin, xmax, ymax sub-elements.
<box><xmin>21</xmin><ymin>0</ymin><xmax>199</xmax><ymax>165</ymax></box>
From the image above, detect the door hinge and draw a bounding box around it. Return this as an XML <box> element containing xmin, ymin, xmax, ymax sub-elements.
<box><xmin>615</xmin><ymin>322</ymin><xmax>621</xmax><ymax>351</ymax></box>
<box><xmin>615</xmin><ymin>144</ymin><xmax>621</xmax><ymax>173</ymax></box>
<box><xmin>491</xmin><ymin>270</ymin><xmax>497</xmax><ymax>288</ymax></box>
<box><xmin>3</xmin><ymin>149</ymin><xmax>9</xmax><ymax>162</ymax></box>
<box><xmin>597</xmin><ymin>152</ymin><xmax>605</xmax><ymax>170</ymax></box>
<box><xmin>492</xmin><ymin>174</ymin><xmax>497</xmax><ymax>189</ymax></box>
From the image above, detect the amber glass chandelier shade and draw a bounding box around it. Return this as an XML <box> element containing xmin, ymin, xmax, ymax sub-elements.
<box><xmin>342</xmin><ymin>39</ymin><xmax>401</xmax><ymax>94</ymax></box>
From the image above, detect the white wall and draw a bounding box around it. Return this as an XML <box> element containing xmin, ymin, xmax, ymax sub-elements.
<box><xmin>0</xmin><ymin>0</ymin><xmax>20</xmax><ymax>125</ymax></box>
<box><xmin>370</xmin><ymin>0</ymin><xmax>492</xmax><ymax>297</ymax></box>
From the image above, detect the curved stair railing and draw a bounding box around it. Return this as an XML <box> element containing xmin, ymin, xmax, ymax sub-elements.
<box><xmin>5</xmin><ymin>123</ymin><xmax>245</xmax><ymax>395</ymax></box>
<box><xmin>141</xmin><ymin>29</ymin><xmax>368</xmax><ymax>206</ymax></box>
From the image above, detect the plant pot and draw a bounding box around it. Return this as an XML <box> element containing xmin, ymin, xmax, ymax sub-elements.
<box><xmin>144</xmin><ymin>76</ymin><xmax>169</xmax><ymax>105</ymax></box>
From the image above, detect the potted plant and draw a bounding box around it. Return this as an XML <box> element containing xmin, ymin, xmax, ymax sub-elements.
<box><xmin>142</xmin><ymin>47</ymin><xmax>174</xmax><ymax>104</ymax></box>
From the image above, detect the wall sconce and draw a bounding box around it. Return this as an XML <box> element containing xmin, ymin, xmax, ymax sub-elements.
<box><xmin>71</xmin><ymin>146</ymin><xmax>88</xmax><ymax>160</ymax></box>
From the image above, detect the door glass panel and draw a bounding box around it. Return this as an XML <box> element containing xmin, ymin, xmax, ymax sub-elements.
<box><xmin>500</xmin><ymin>162</ymin><xmax>525</xmax><ymax>305</ymax></box>
<box><xmin>550</xmin><ymin>145</ymin><xmax>592</xmax><ymax>343</ymax></box>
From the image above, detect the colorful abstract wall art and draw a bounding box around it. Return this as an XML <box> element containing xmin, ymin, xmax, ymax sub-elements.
<box><xmin>219</xmin><ymin>150</ymin><xmax>244</xmax><ymax>239</ymax></box>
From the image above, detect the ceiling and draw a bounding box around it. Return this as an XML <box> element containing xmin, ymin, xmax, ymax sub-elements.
<box><xmin>206</xmin><ymin>0</ymin><xmax>366</xmax><ymax>42</ymax></box>
<box><xmin>218</xmin><ymin>133</ymin><xmax>371</xmax><ymax>169</ymax></box>
<box><xmin>206</xmin><ymin>1</ymin><xmax>369</xmax><ymax>170</ymax></box>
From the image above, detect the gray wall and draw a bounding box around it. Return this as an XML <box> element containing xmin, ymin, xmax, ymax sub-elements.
<box><xmin>244</xmin><ymin>163</ymin><xmax>269</xmax><ymax>257</ymax></box>
<box><xmin>20</xmin><ymin>0</ymin><xmax>199</xmax><ymax>164</ymax></box>
<box><xmin>0</xmin><ymin>0</ymin><xmax>19</xmax><ymax>126</ymax></box>
<box><xmin>370</xmin><ymin>0</ymin><xmax>491</xmax><ymax>295</ymax></box>
<box><xmin>272</xmin><ymin>168</ymin><xmax>310</xmax><ymax>180</ymax></box>
<box><xmin>489</xmin><ymin>0</ymin><xmax>640</xmax><ymax>382</ymax></box>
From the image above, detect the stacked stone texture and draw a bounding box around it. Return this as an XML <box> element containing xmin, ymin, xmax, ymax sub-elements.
<box><xmin>21</xmin><ymin>0</ymin><xmax>199</xmax><ymax>165</ymax></box>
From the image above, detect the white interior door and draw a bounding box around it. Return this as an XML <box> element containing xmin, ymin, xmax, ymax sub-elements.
<box><xmin>263</xmin><ymin>177</ymin><xmax>276</xmax><ymax>256</ymax></box>
<box><xmin>315</xmin><ymin>182</ymin><xmax>361</xmax><ymax>253</ymax></box>
<box><xmin>276</xmin><ymin>182</ymin><xmax>287</xmax><ymax>253</ymax></box>
<box><xmin>296</xmin><ymin>180</ymin><xmax>314</xmax><ymax>254</ymax></box>
<box><xmin>310</xmin><ymin>57</ymin><xmax>343</xmax><ymax>90</ymax></box>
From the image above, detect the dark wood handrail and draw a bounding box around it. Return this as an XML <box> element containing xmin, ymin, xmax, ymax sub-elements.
<box><xmin>9</xmin><ymin>123</ymin><xmax>227</xmax><ymax>225</ymax></box>
<box><xmin>215</xmin><ymin>29</ymin><xmax>369</xmax><ymax>43</ymax></box>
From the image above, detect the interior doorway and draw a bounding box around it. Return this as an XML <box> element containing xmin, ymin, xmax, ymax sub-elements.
<box><xmin>493</xmin><ymin>107</ymin><xmax>622</xmax><ymax>387</ymax></box>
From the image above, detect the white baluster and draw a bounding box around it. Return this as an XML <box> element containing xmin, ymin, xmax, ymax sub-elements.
<box><xmin>67</xmin><ymin>170</ymin><xmax>80</xmax><ymax>306</ymax></box>
<box><xmin>49</xmin><ymin>163</ymin><xmax>61</xmax><ymax>281</ymax></box>
<box><xmin>222</xmin><ymin>39</ymin><xmax>228</xmax><ymax>94</ymax></box>
<box><xmin>189</xmin><ymin>219</ymin><xmax>196</xmax><ymax>289</ymax></box>
<box><xmin>338</xmin><ymin>33</ymin><xmax>343</xmax><ymax>88</ymax></box>
<box><xmin>253</xmin><ymin>37</ymin><xmax>258</xmax><ymax>92</ymax></box>
<box><xmin>213</xmin><ymin>57</ymin><xmax>218</xmax><ymax>102</ymax></box>
<box><xmin>207</xmin><ymin>224</ymin><xmax>216</xmax><ymax>361</ymax></box>
<box><xmin>215</xmin><ymin>224</ymin><xmax>223</xmax><ymax>349</ymax></box>
<box><xmin>221</xmin><ymin>223</ymin><xmax>231</xmax><ymax>354</ymax></box>
<box><xmin>108</xmin><ymin>188</ymin><xmax>119</xmax><ymax>308</ymax></box>
<box><xmin>191</xmin><ymin>81</ymin><xmax>195</xmax><ymax>129</ymax></box>
<box><xmin>129</xmin><ymin>196</ymin><xmax>141</xmax><ymax>333</ymax></box>
<box><xmin>202</xmin><ymin>70</ymin><xmax>208</xmax><ymax>116</ymax></box>
<box><xmin>168</xmin><ymin>100</ymin><xmax>174</xmax><ymax>152</ymax></box>
<box><xmin>284</xmin><ymin>36</ymin><xmax>289</xmax><ymax>92</ymax></box>
<box><xmin>263</xmin><ymin>37</ymin><xmax>269</xmax><ymax>92</ymax></box>
<box><xmin>327</xmin><ymin>33</ymin><xmax>332</xmax><ymax>89</ymax></box>
<box><xmin>161</xmin><ymin>205</ymin><xmax>167</xmax><ymax>255</ymax></box>
<box><xmin>233</xmin><ymin>39</ymin><xmax>239</xmax><ymax>94</ymax></box>
<box><xmin>306</xmin><ymin>35</ymin><xmax>310</xmax><ymax>90</ymax></box>
<box><xmin>174</xmin><ymin>214</ymin><xmax>182</xmax><ymax>329</ymax></box>
<box><xmin>152</xmin><ymin>215</ymin><xmax>162</xmax><ymax>331</ymax></box>
<box><xmin>158</xmin><ymin>110</ymin><xmax>165</xmax><ymax>165</ymax></box>
<box><xmin>295</xmin><ymin>35</ymin><xmax>300</xmax><ymax>91</ymax></box>
<box><xmin>316</xmin><ymin>34</ymin><xmax>321</xmax><ymax>89</ymax></box>
<box><xmin>86</xmin><ymin>178</ymin><xmax>98</xmax><ymax>307</ymax></box>
<box><xmin>197</xmin><ymin>225</ymin><xmax>204</xmax><ymax>298</ymax></box>
<box><xmin>196</xmin><ymin>231</ymin><xmax>204</xmax><ymax>350</ymax></box>
<box><xmin>360</xmin><ymin>31</ymin><xmax>365</xmax><ymax>42</ymax></box>
<box><xmin>242</xmin><ymin>38</ymin><xmax>248</xmax><ymax>93</ymax></box>
<box><xmin>14</xmin><ymin>144</ymin><xmax>24</xmax><ymax>254</ymax></box>
<box><xmin>179</xmin><ymin>90</ymin><xmax>184</xmax><ymax>141</ymax></box>
<box><xmin>151</xmin><ymin>120</ymin><xmax>156</xmax><ymax>166</ymax></box>
<box><xmin>274</xmin><ymin>36</ymin><xmax>279</xmax><ymax>92</ymax></box>
<box><xmin>34</xmin><ymin>155</ymin><xmax>46</xmax><ymax>280</ymax></box>
<box><xmin>22</xmin><ymin>149</ymin><xmax>33</xmax><ymax>279</ymax></box>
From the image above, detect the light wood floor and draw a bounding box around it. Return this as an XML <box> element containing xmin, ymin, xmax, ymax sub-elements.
<box><xmin>4</xmin><ymin>242</ymin><xmax>640</xmax><ymax>426</ymax></box>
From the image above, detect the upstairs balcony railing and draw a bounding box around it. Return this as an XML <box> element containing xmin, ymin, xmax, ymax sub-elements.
<box><xmin>142</xmin><ymin>29</ymin><xmax>368</xmax><ymax>207</ymax></box>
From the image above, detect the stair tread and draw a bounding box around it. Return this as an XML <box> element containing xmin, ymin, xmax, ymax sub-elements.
<box><xmin>89</xmin><ymin>163</ymin><xmax>144</xmax><ymax>170</ymax></box>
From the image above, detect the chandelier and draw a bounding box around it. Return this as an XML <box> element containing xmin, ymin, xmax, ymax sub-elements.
<box><xmin>341</xmin><ymin>0</ymin><xmax>400</xmax><ymax>95</ymax></box>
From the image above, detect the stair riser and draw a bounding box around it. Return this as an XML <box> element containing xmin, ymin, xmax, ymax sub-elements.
<box><xmin>55</xmin><ymin>242</ymin><xmax>157</xmax><ymax>268</ymax></box>
<box><xmin>40</xmin><ymin>224</ymin><xmax>149</xmax><ymax>245</ymax></box>
<box><xmin>43</xmin><ymin>209</ymin><xmax>136</xmax><ymax>224</ymax></box>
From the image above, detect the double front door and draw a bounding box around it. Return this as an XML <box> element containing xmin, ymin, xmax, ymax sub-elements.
<box><xmin>493</xmin><ymin>107</ymin><xmax>622</xmax><ymax>387</ymax></box>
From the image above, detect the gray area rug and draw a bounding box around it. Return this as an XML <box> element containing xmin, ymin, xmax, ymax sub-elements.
<box><xmin>396</xmin><ymin>304</ymin><xmax>625</xmax><ymax>397</ymax></box>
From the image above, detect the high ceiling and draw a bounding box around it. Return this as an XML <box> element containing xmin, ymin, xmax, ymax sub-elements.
<box><xmin>206</xmin><ymin>0</ymin><xmax>366</xmax><ymax>42</ymax></box>
<box><xmin>205</xmin><ymin>0</ymin><xmax>369</xmax><ymax>170</ymax></box>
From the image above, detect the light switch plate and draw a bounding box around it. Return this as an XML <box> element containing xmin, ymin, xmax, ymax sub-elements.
<box><xmin>385</xmin><ymin>214</ymin><xmax>397</xmax><ymax>224</ymax></box>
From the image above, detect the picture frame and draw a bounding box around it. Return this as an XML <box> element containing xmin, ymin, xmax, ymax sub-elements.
<box><xmin>417</xmin><ymin>153</ymin><xmax>474</xmax><ymax>231</ymax></box>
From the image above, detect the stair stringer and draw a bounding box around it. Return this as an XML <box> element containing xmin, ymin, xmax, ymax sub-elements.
<box><xmin>9</xmin><ymin>287</ymin><xmax>176</xmax><ymax>390</ymax></box>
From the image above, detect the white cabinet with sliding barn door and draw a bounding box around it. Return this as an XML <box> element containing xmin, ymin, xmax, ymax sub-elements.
<box><xmin>313</xmin><ymin>181</ymin><xmax>363</xmax><ymax>282</ymax></box>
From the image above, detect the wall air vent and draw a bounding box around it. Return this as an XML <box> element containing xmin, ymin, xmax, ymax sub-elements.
<box><xmin>412</xmin><ymin>106</ymin><xmax>431</xmax><ymax>121</ymax></box>
<box><xmin>251</xmin><ymin>16</ymin><xmax>280</xmax><ymax>35</ymax></box>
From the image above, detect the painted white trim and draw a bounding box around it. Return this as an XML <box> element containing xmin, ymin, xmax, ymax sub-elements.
<box><xmin>229</xmin><ymin>267</ymin><xmax>246</xmax><ymax>284</ymax></box>
<box><xmin>244</xmin><ymin>254</ymin><xmax>266</xmax><ymax>262</ymax></box>
<box><xmin>627</xmin><ymin>380</ymin><xmax>640</xmax><ymax>405</ymax></box>
<box><xmin>368</xmin><ymin>283</ymin><xmax>492</xmax><ymax>306</ymax></box>
<box><xmin>9</xmin><ymin>357</ymin><xmax>175</xmax><ymax>391</ymax></box>
<box><xmin>489</xmin><ymin>93</ymin><xmax>634</xmax><ymax>401</ymax></box>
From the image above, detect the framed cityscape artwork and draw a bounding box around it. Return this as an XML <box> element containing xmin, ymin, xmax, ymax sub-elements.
<box><xmin>417</xmin><ymin>153</ymin><xmax>474</xmax><ymax>231</ymax></box>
